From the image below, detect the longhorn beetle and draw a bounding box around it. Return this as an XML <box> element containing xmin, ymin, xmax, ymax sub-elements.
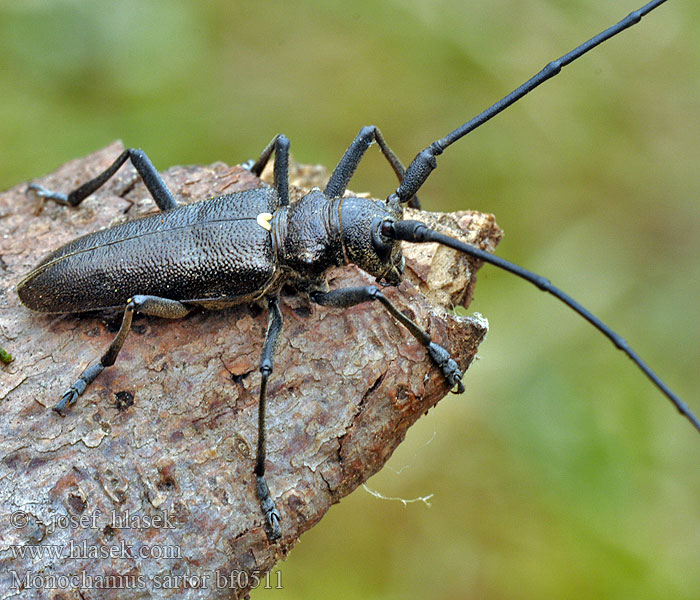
<box><xmin>17</xmin><ymin>0</ymin><xmax>699</xmax><ymax>542</ymax></box>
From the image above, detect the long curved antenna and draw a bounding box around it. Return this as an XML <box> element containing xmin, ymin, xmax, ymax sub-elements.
<box><xmin>386</xmin><ymin>219</ymin><xmax>700</xmax><ymax>435</ymax></box>
<box><xmin>391</xmin><ymin>0</ymin><xmax>670</xmax><ymax>204</ymax></box>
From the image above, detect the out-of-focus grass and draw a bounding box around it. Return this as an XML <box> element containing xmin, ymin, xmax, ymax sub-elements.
<box><xmin>2</xmin><ymin>1</ymin><xmax>699</xmax><ymax>598</ymax></box>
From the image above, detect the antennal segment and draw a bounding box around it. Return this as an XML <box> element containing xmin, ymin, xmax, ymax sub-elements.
<box><xmin>393</xmin><ymin>0</ymin><xmax>670</xmax><ymax>204</ymax></box>
<box><xmin>387</xmin><ymin>219</ymin><xmax>700</xmax><ymax>435</ymax></box>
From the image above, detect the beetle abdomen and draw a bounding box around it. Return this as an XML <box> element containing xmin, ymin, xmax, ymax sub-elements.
<box><xmin>18</xmin><ymin>190</ymin><xmax>278</xmax><ymax>313</ymax></box>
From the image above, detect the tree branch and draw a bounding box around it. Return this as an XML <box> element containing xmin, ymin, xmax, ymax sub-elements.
<box><xmin>0</xmin><ymin>142</ymin><xmax>501</xmax><ymax>599</ymax></box>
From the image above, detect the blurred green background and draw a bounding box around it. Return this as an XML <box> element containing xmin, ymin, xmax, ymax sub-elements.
<box><xmin>2</xmin><ymin>1</ymin><xmax>699</xmax><ymax>598</ymax></box>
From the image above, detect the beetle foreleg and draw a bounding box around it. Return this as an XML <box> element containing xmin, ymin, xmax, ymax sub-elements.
<box><xmin>325</xmin><ymin>125</ymin><xmax>419</xmax><ymax>208</ymax></box>
<box><xmin>54</xmin><ymin>295</ymin><xmax>190</xmax><ymax>415</ymax></box>
<box><xmin>311</xmin><ymin>286</ymin><xmax>464</xmax><ymax>393</ymax></box>
<box><xmin>254</xmin><ymin>296</ymin><xmax>284</xmax><ymax>542</ymax></box>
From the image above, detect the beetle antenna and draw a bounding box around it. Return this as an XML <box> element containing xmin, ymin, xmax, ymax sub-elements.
<box><xmin>386</xmin><ymin>219</ymin><xmax>700</xmax><ymax>435</ymax></box>
<box><xmin>390</xmin><ymin>0</ymin><xmax>669</xmax><ymax>205</ymax></box>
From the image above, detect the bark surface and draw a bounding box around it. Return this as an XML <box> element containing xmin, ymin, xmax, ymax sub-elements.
<box><xmin>0</xmin><ymin>143</ymin><xmax>502</xmax><ymax>599</ymax></box>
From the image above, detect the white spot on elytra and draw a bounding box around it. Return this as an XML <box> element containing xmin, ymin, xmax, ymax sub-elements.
<box><xmin>256</xmin><ymin>212</ymin><xmax>273</xmax><ymax>231</ymax></box>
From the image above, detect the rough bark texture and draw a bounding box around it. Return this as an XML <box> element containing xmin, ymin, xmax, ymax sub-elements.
<box><xmin>0</xmin><ymin>143</ymin><xmax>502</xmax><ymax>599</ymax></box>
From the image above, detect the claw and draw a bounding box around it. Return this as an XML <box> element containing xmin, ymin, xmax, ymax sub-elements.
<box><xmin>256</xmin><ymin>475</ymin><xmax>282</xmax><ymax>542</ymax></box>
<box><xmin>53</xmin><ymin>371</ymin><xmax>93</xmax><ymax>415</ymax></box>
<box><xmin>449</xmin><ymin>370</ymin><xmax>465</xmax><ymax>395</ymax></box>
<box><xmin>26</xmin><ymin>183</ymin><xmax>50</xmax><ymax>197</ymax></box>
<box><xmin>27</xmin><ymin>183</ymin><xmax>70</xmax><ymax>205</ymax></box>
<box><xmin>443</xmin><ymin>358</ymin><xmax>464</xmax><ymax>394</ymax></box>
<box><xmin>54</xmin><ymin>386</ymin><xmax>80</xmax><ymax>415</ymax></box>
<box><xmin>264</xmin><ymin>507</ymin><xmax>282</xmax><ymax>541</ymax></box>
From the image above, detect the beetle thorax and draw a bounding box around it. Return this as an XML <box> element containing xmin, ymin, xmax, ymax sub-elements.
<box><xmin>275</xmin><ymin>189</ymin><xmax>345</xmax><ymax>282</ymax></box>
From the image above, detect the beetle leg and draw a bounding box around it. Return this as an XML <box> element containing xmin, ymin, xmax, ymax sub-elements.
<box><xmin>54</xmin><ymin>295</ymin><xmax>190</xmax><ymax>414</ymax></box>
<box><xmin>325</xmin><ymin>125</ymin><xmax>419</xmax><ymax>208</ymax></box>
<box><xmin>255</xmin><ymin>296</ymin><xmax>284</xmax><ymax>541</ymax></box>
<box><xmin>28</xmin><ymin>148</ymin><xmax>179</xmax><ymax>212</ymax></box>
<box><xmin>246</xmin><ymin>134</ymin><xmax>290</xmax><ymax>207</ymax></box>
<box><xmin>311</xmin><ymin>286</ymin><xmax>463</xmax><ymax>393</ymax></box>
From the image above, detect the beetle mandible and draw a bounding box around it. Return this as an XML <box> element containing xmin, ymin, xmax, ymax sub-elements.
<box><xmin>16</xmin><ymin>0</ymin><xmax>699</xmax><ymax>543</ymax></box>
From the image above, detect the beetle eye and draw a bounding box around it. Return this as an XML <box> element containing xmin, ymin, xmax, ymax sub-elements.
<box><xmin>380</xmin><ymin>220</ymin><xmax>394</xmax><ymax>238</ymax></box>
<box><xmin>371</xmin><ymin>217</ymin><xmax>393</xmax><ymax>260</ymax></box>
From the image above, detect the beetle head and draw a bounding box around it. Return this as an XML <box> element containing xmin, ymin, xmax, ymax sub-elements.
<box><xmin>339</xmin><ymin>196</ymin><xmax>404</xmax><ymax>285</ymax></box>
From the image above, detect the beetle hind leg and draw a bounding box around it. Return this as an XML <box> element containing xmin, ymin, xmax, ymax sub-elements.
<box><xmin>28</xmin><ymin>148</ymin><xmax>179</xmax><ymax>212</ymax></box>
<box><xmin>54</xmin><ymin>295</ymin><xmax>190</xmax><ymax>414</ymax></box>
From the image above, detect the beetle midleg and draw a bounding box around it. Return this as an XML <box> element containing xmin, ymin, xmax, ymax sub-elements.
<box><xmin>324</xmin><ymin>125</ymin><xmax>419</xmax><ymax>208</ymax></box>
<box><xmin>254</xmin><ymin>296</ymin><xmax>283</xmax><ymax>541</ymax></box>
<box><xmin>28</xmin><ymin>148</ymin><xmax>179</xmax><ymax>212</ymax></box>
<box><xmin>246</xmin><ymin>134</ymin><xmax>291</xmax><ymax>207</ymax></box>
<box><xmin>311</xmin><ymin>286</ymin><xmax>464</xmax><ymax>393</ymax></box>
<box><xmin>54</xmin><ymin>295</ymin><xmax>190</xmax><ymax>415</ymax></box>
